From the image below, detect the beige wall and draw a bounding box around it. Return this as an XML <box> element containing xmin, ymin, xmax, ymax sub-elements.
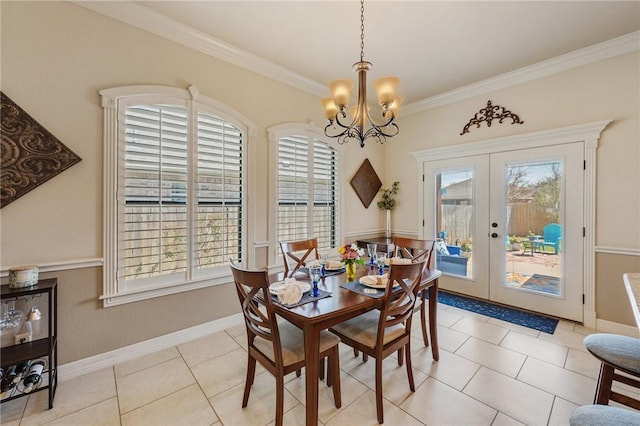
<box><xmin>1</xmin><ymin>2</ymin><xmax>639</xmax><ymax>364</ymax></box>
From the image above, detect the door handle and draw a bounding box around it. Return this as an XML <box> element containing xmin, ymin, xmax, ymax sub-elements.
<box><xmin>491</xmin><ymin>233</ymin><xmax>498</xmax><ymax>238</ymax></box>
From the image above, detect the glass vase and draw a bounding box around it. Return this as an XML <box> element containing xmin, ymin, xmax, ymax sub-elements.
<box><xmin>346</xmin><ymin>263</ymin><xmax>356</xmax><ymax>282</ymax></box>
<box><xmin>385</xmin><ymin>209</ymin><xmax>392</xmax><ymax>239</ymax></box>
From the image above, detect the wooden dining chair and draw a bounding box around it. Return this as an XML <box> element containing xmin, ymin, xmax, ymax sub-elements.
<box><xmin>279</xmin><ymin>238</ymin><xmax>319</xmax><ymax>278</ymax></box>
<box><xmin>329</xmin><ymin>260</ymin><xmax>427</xmax><ymax>424</ymax></box>
<box><xmin>229</xmin><ymin>260</ymin><xmax>342</xmax><ymax>426</ymax></box>
<box><xmin>393</xmin><ymin>237</ymin><xmax>439</xmax><ymax>361</ymax></box>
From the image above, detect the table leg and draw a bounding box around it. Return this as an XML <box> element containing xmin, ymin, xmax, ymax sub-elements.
<box><xmin>428</xmin><ymin>282</ymin><xmax>440</xmax><ymax>361</ymax></box>
<box><xmin>303</xmin><ymin>324</ymin><xmax>321</xmax><ymax>426</ymax></box>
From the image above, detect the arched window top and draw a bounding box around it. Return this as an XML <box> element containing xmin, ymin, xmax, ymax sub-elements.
<box><xmin>100</xmin><ymin>84</ymin><xmax>257</xmax><ymax>137</ymax></box>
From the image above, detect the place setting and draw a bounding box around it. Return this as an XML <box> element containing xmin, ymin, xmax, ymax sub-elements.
<box><xmin>269</xmin><ymin>265</ymin><xmax>331</xmax><ymax>307</ymax></box>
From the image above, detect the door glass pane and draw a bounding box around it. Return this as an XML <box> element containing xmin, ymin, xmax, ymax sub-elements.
<box><xmin>436</xmin><ymin>169</ymin><xmax>473</xmax><ymax>278</ymax></box>
<box><xmin>504</xmin><ymin>161</ymin><xmax>562</xmax><ymax>296</ymax></box>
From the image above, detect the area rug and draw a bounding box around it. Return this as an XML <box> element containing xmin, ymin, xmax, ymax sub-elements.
<box><xmin>506</xmin><ymin>272</ymin><xmax>560</xmax><ymax>295</ymax></box>
<box><xmin>431</xmin><ymin>291</ymin><xmax>559</xmax><ymax>334</ymax></box>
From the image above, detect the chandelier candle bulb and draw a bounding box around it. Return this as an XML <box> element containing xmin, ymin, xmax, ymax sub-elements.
<box><xmin>321</xmin><ymin>98</ymin><xmax>339</xmax><ymax>120</ymax></box>
<box><xmin>329</xmin><ymin>79</ymin><xmax>353</xmax><ymax>107</ymax></box>
<box><xmin>374</xmin><ymin>77</ymin><xmax>400</xmax><ymax>105</ymax></box>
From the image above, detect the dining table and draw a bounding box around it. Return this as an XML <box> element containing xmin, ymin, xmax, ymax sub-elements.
<box><xmin>267</xmin><ymin>263</ymin><xmax>442</xmax><ymax>425</ymax></box>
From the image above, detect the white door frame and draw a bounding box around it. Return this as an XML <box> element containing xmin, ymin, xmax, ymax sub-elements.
<box><xmin>411</xmin><ymin>120</ymin><xmax>611</xmax><ymax>328</ymax></box>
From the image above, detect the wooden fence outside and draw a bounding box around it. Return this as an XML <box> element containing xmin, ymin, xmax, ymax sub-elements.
<box><xmin>441</xmin><ymin>202</ymin><xmax>560</xmax><ymax>246</ymax></box>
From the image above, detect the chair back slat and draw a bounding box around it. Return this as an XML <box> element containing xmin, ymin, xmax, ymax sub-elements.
<box><xmin>393</xmin><ymin>237</ymin><xmax>435</xmax><ymax>269</ymax></box>
<box><xmin>229</xmin><ymin>260</ymin><xmax>282</xmax><ymax>350</ymax></box>
<box><xmin>378</xmin><ymin>260</ymin><xmax>427</xmax><ymax>341</ymax></box>
<box><xmin>279</xmin><ymin>238</ymin><xmax>319</xmax><ymax>277</ymax></box>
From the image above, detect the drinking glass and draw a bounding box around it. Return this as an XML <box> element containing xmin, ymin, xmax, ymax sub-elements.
<box><xmin>367</xmin><ymin>243</ymin><xmax>377</xmax><ymax>265</ymax></box>
<box><xmin>308</xmin><ymin>264</ymin><xmax>322</xmax><ymax>297</ymax></box>
<box><xmin>319</xmin><ymin>252</ymin><xmax>327</xmax><ymax>276</ymax></box>
<box><xmin>376</xmin><ymin>253</ymin><xmax>387</xmax><ymax>275</ymax></box>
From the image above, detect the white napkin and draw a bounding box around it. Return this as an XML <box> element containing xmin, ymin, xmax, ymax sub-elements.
<box><xmin>326</xmin><ymin>260</ymin><xmax>344</xmax><ymax>269</ymax></box>
<box><xmin>388</xmin><ymin>257</ymin><xmax>412</xmax><ymax>265</ymax></box>
<box><xmin>360</xmin><ymin>273</ymin><xmax>389</xmax><ymax>287</ymax></box>
<box><xmin>277</xmin><ymin>278</ymin><xmax>303</xmax><ymax>305</ymax></box>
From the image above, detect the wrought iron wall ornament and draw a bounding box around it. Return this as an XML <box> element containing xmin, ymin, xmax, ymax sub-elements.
<box><xmin>460</xmin><ymin>100</ymin><xmax>524</xmax><ymax>135</ymax></box>
<box><xmin>1</xmin><ymin>92</ymin><xmax>82</xmax><ymax>207</ymax></box>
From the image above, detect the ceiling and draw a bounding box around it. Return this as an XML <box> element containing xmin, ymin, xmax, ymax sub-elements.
<box><xmin>92</xmin><ymin>1</ymin><xmax>640</xmax><ymax>108</ymax></box>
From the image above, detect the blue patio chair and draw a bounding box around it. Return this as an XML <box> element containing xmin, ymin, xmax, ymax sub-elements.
<box><xmin>540</xmin><ymin>223</ymin><xmax>561</xmax><ymax>254</ymax></box>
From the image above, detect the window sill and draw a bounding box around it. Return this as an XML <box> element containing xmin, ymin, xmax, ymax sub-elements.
<box><xmin>100</xmin><ymin>274</ymin><xmax>231</xmax><ymax>307</ymax></box>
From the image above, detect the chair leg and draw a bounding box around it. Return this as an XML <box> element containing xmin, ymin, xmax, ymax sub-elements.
<box><xmin>375</xmin><ymin>356</ymin><xmax>384</xmax><ymax>424</ymax></box>
<box><xmin>319</xmin><ymin>357</ymin><xmax>325</xmax><ymax>381</ymax></box>
<box><xmin>420</xmin><ymin>290</ymin><xmax>430</xmax><ymax>347</ymax></box>
<box><xmin>275</xmin><ymin>372</ymin><xmax>285</xmax><ymax>426</ymax></box>
<box><xmin>330</xmin><ymin>346</ymin><xmax>342</xmax><ymax>408</ymax></box>
<box><xmin>405</xmin><ymin>341</ymin><xmax>415</xmax><ymax>392</ymax></box>
<box><xmin>397</xmin><ymin>347</ymin><xmax>404</xmax><ymax>366</ymax></box>
<box><xmin>363</xmin><ymin>353</ymin><xmax>369</xmax><ymax>362</ymax></box>
<box><xmin>326</xmin><ymin>355</ymin><xmax>332</xmax><ymax>387</ymax></box>
<box><xmin>296</xmin><ymin>369</ymin><xmax>301</xmax><ymax>377</ymax></box>
<box><xmin>242</xmin><ymin>356</ymin><xmax>257</xmax><ymax>407</ymax></box>
<box><xmin>595</xmin><ymin>363</ymin><xmax>615</xmax><ymax>405</ymax></box>
<box><xmin>428</xmin><ymin>285</ymin><xmax>440</xmax><ymax>361</ymax></box>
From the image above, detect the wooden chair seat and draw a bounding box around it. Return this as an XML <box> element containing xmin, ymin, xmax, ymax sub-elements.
<box><xmin>254</xmin><ymin>322</ymin><xmax>340</xmax><ymax>366</ymax></box>
<box><xmin>330</xmin><ymin>310</ymin><xmax>407</xmax><ymax>348</ymax></box>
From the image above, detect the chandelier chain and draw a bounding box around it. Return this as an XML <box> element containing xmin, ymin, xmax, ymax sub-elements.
<box><xmin>360</xmin><ymin>0</ymin><xmax>365</xmax><ymax>62</ymax></box>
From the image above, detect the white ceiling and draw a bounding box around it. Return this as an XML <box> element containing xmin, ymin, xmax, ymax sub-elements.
<box><xmin>88</xmin><ymin>1</ymin><xmax>640</xmax><ymax>107</ymax></box>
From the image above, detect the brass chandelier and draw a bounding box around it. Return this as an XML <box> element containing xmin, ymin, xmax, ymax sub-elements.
<box><xmin>321</xmin><ymin>0</ymin><xmax>401</xmax><ymax>148</ymax></box>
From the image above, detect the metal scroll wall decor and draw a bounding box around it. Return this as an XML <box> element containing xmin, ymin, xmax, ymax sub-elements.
<box><xmin>1</xmin><ymin>92</ymin><xmax>82</xmax><ymax>208</ymax></box>
<box><xmin>460</xmin><ymin>100</ymin><xmax>524</xmax><ymax>135</ymax></box>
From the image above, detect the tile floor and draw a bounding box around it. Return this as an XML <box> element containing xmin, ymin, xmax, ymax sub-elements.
<box><xmin>1</xmin><ymin>303</ymin><xmax>634</xmax><ymax>426</ymax></box>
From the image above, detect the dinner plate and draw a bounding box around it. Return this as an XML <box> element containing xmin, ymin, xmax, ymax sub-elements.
<box><xmin>359</xmin><ymin>276</ymin><xmax>399</xmax><ymax>289</ymax></box>
<box><xmin>324</xmin><ymin>263</ymin><xmax>345</xmax><ymax>271</ymax></box>
<box><xmin>269</xmin><ymin>281</ymin><xmax>311</xmax><ymax>295</ymax></box>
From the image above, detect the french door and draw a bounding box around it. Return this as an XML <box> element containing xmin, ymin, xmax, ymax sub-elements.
<box><xmin>424</xmin><ymin>142</ymin><xmax>584</xmax><ymax>321</ymax></box>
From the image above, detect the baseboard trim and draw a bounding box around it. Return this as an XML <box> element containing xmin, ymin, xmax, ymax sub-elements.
<box><xmin>58</xmin><ymin>313</ymin><xmax>244</xmax><ymax>382</ymax></box>
<box><xmin>596</xmin><ymin>319</ymin><xmax>639</xmax><ymax>337</ymax></box>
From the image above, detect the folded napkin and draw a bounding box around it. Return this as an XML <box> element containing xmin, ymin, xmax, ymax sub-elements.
<box><xmin>388</xmin><ymin>257</ymin><xmax>412</xmax><ymax>265</ymax></box>
<box><xmin>326</xmin><ymin>260</ymin><xmax>344</xmax><ymax>269</ymax></box>
<box><xmin>277</xmin><ymin>278</ymin><xmax>303</xmax><ymax>305</ymax></box>
<box><xmin>360</xmin><ymin>273</ymin><xmax>389</xmax><ymax>287</ymax></box>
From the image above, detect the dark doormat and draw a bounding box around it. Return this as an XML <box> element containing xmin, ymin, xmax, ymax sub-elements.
<box><xmin>428</xmin><ymin>290</ymin><xmax>559</xmax><ymax>334</ymax></box>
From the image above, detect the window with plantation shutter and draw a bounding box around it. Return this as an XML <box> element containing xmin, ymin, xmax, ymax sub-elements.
<box><xmin>101</xmin><ymin>86</ymin><xmax>253</xmax><ymax>306</ymax></box>
<box><xmin>269</xmin><ymin>124</ymin><xmax>341</xmax><ymax>265</ymax></box>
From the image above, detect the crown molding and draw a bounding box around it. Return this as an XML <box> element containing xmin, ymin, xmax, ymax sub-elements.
<box><xmin>402</xmin><ymin>31</ymin><xmax>640</xmax><ymax>115</ymax></box>
<box><xmin>73</xmin><ymin>1</ymin><xmax>327</xmax><ymax>97</ymax></box>
<box><xmin>75</xmin><ymin>2</ymin><xmax>638</xmax><ymax>115</ymax></box>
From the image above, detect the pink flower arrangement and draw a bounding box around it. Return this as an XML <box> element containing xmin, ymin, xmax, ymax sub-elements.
<box><xmin>338</xmin><ymin>243</ymin><xmax>365</xmax><ymax>266</ymax></box>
